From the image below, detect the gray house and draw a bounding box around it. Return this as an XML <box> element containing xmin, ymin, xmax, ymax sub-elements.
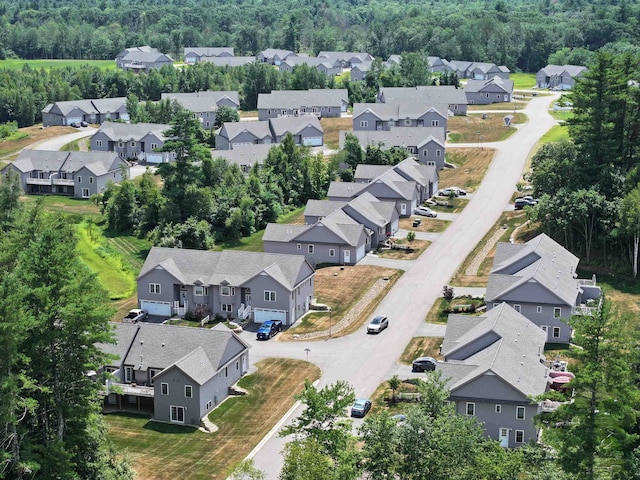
<box><xmin>439</xmin><ymin>303</ymin><xmax>551</xmax><ymax>448</ymax></box>
<box><xmin>485</xmin><ymin>233</ymin><xmax>602</xmax><ymax>343</ymax></box>
<box><xmin>211</xmin><ymin>144</ymin><xmax>273</xmax><ymax>174</ymax></box>
<box><xmin>377</xmin><ymin>86</ymin><xmax>468</xmax><ymax>116</ymax></box>
<box><xmin>42</xmin><ymin>97</ymin><xmax>129</xmax><ymax>127</ymax></box>
<box><xmin>352</xmin><ymin>103</ymin><xmax>449</xmax><ymax>133</ymax></box>
<box><xmin>536</xmin><ymin>64</ymin><xmax>587</xmax><ymax>90</ymax></box>
<box><xmin>115</xmin><ymin>46</ymin><xmax>173</xmax><ymax>72</ymax></box>
<box><xmin>215</xmin><ymin>121</ymin><xmax>274</xmax><ymax>150</ymax></box>
<box><xmin>279</xmin><ymin>57</ymin><xmax>343</xmax><ymax>77</ymax></box>
<box><xmin>428</xmin><ymin>56</ymin><xmax>448</xmax><ymax>73</ymax></box>
<box><xmin>137</xmin><ymin>247</ymin><xmax>315</xmax><ymax>325</ymax></box>
<box><xmin>341</xmin><ymin>127</ymin><xmax>446</xmax><ymax>169</ymax></box>
<box><xmin>161</xmin><ymin>91</ymin><xmax>240</xmax><ymax>129</ymax></box>
<box><xmin>183</xmin><ymin>47</ymin><xmax>234</xmax><ymax>64</ymax></box>
<box><xmin>350</xmin><ymin>61</ymin><xmax>373</xmax><ymax>82</ymax></box>
<box><xmin>90</xmin><ymin>121</ymin><xmax>174</xmax><ymax>163</ymax></box>
<box><xmin>464</xmin><ymin>77</ymin><xmax>514</xmax><ymax>105</ymax></box>
<box><xmin>257</xmin><ymin>49</ymin><xmax>296</xmax><ymax>65</ymax></box>
<box><xmin>263</xmin><ymin>209</ymin><xmax>370</xmax><ymax>266</ymax></box>
<box><xmin>2</xmin><ymin>150</ymin><xmax>129</xmax><ymax>198</ymax></box>
<box><xmin>269</xmin><ymin>116</ymin><xmax>324</xmax><ymax>146</ymax></box>
<box><xmin>257</xmin><ymin>89</ymin><xmax>348</xmax><ymax>121</ymax></box>
<box><xmin>317</xmin><ymin>51</ymin><xmax>374</xmax><ymax>68</ymax></box>
<box><xmin>199</xmin><ymin>56</ymin><xmax>256</xmax><ymax>67</ymax></box>
<box><xmin>444</xmin><ymin>60</ymin><xmax>508</xmax><ymax>80</ymax></box>
<box><xmin>99</xmin><ymin>322</ymin><xmax>250</xmax><ymax>426</ymax></box>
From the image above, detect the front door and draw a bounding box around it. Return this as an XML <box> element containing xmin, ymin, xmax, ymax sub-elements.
<box><xmin>245</xmin><ymin>292</ymin><xmax>251</xmax><ymax>306</ymax></box>
<box><xmin>180</xmin><ymin>289</ymin><xmax>188</xmax><ymax>307</ymax></box>
<box><xmin>400</xmin><ymin>203</ymin><xmax>407</xmax><ymax>215</ymax></box>
<box><xmin>499</xmin><ymin>428</ymin><xmax>509</xmax><ymax>448</ymax></box>
<box><xmin>343</xmin><ymin>249</ymin><xmax>351</xmax><ymax>264</ymax></box>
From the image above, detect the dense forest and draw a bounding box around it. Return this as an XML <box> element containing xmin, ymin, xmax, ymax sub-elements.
<box><xmin>1</xmin><ymin>0</ymin><xmax>640</xmax><ymax>71</ymax></box>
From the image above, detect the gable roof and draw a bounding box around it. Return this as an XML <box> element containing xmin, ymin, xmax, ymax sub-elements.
<box><xmin>344</xmin><ymin>191</ymin><xmax>397</xmax><ymax>227</ymax></box>
<box><xmin>327</xmin><ymin>181</ymin><xmax>369</xmax><ymax>199</ymax></box>
<box><xmin>269</xmin><ymin>116</ymin><xmax>322</xmax><ymax>136</ymax></box>
<box><xmin>540</xmin><ymin>64</ymin><xmax>587</xmax><ymax>77</ymax></box>
<box><xmin>281</xmin><ymin>57</ymin><xmax>341</xmax><ymax>69</ymax></box>
<box><xmin>119</xmin><ymin>47</ymin><xmax>173</xmax><ymax>64</ymax></box>
<box><xmin>139</xmin><ymin>248</ymin><xmax>314</xmax><ymax>291</ymax></box>
<box><xmin>42</xmin><ymin>97</ymin><xmax>128</xmax><ymax>116</ymax></box>
<box><xmin>212</xmin><ymin>144</ymin><xmax>273</xmax><ymax>168</ymax></box>
<box><xmin>200</xmin><ymin>56</ymin><xmax>255</xmax><ymax>67</ymax></box>
<box><xmin>317</xmin><ymin>51</ymin><xmax>373</xmax><ymax>63</ymax></box>
<box><xmin>9</xmin><ymin>150</ymin><xmax>128</xmax><ymax>176</ymax></box>
<box><xmin>379</xmin><ymin>86</ymin><xmax>467</xmax><ymax>106</ymax></box>
<box><xmin>464</xmin><ymin>77</ymin><xmax>514</xmax><ymax>94</ymax></box>
<box><xmin>342</xmin><ymin>127</ymin><xmax>445</xmax><ymax>150</ymax></box>
<box><xmin>161</xmin><ymin>91</ymin><xmax>240</xmax><ymax>111</ymax></box>
<box><xmin>219</xmin><ymin>121</ymin><xmax>272</xmax><ymax>141</ymax></box>
<box><xmin>304</xmin><ymin>199</ymin><xmax>347</xmax><ymax>218</ymax></box>
<box><xmin>352</xmin><ymin>102</ymin><xmax>449</xmax><ymax>121</ymax></box>
<box><xmin>257</xmin><ymin>89</ymin><xmax>348</xmax><ymax>110</ymax></box>
<box><xmin>259</xmin><ymin>48</ymin><xmax>295</xmax><ymax>60</ymax></box>
<box><xmin>94</xmin><ymin>121</ymin><xmax>171</xmax><ymax>142</ymax></box>
<box><xmin>184</xmin><ymin>47</ymin><xmax>234</xmax><ymax>57</ymax></box>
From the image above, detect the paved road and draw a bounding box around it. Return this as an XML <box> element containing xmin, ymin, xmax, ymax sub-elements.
<box><xmin>28</xmin><ymin>127</ymin><xmax>97</xmax><ymax>150</ymax></box>
<box><xmin>237</xmin><ymin>92</ymin><xmax>560</xmax><ymax>479</ymax></box>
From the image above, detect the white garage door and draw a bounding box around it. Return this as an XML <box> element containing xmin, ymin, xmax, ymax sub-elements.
<box><xmin>303</xmin><ymin>137</ymin><xmax>323</xmax><ymax>146</ymax></box>
<box><xmin>145</xmin><ymin>153</ymin><xmax>165</xmax><ymax>164</ymax></box>
<box><xmin>66</xmin><ymin>117</ymin><xmax>82</xmax><ymax>125</ymax></box>
<box><xmin>140</xmin><ymin>300</ymin><xmax>171</xmax><ymax>316</ymax></box>
<box><xmin>253</xmin><ymin>308</ymin><xmax>287</xmax><ymax>324</ymax></box>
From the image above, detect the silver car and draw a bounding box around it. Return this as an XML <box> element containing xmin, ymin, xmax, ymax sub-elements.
<box><xmin>414</xmin><ymin>206</ymin><xmax>437</xmax><ymax>217</ymax></box>
<box><xmin>367</xmin><ymin>315</ymin><xmax>388</xmax><ymax>334</ymax></box>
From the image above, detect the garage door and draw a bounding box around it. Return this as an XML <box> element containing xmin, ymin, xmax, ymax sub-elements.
<box><xmin>303</xmin><ymin>137</ymin><xmax>323</xmax><ymax>146</ymax></box>
<box><xmin>140</xmin><ymin>300</ymin><xmax>171</xmax><ymax>316</ymax></box>
<box><xmin>145</xmin><ymin>153</ymin><xmax>165</xmax><ymax>164</ymax></box>
<box><xmin>253</xmin><ymin>308</ymin><xmax>287</xmax><ymax>324</ymax></box>
<box><xmin>66</xmin><ymin>117</ymin><xmax>82</xmax><ymax>125</ymax></box>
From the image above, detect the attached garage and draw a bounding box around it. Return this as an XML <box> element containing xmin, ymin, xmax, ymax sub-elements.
<box><xmin>145</xmin><ymin>153</ymin><xmax>165</xmax><ymax>164</ymax></box>
<box><xmin>253</xmin><ymin>308</ymin><xmax>287</xmax><ymax>324</ymax></box>
<box><xmin>66</xmin><ymin>117</ymin><xmax>82</xmax><ymax>125</ymax></box>
<box><xmin>303</xmin><ymin>137</ymin><xmax>323</xmax><ymax>147</ymax></box>
<box><xmin>140</xmin><ymin>300</ymin><xmax>171</xmax><ymax>316</ymax></box>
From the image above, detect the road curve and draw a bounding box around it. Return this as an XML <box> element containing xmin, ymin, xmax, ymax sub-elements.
<box><xmin>238</xmin><ymin>93</ymin><xmax>560</xmax><ymax>479</ymax></box>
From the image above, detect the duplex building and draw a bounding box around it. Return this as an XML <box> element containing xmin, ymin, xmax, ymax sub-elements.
<box><xmin>183</xmin><ymin>47</ymin><xmax>234</xmax><ymax>64</ymax></box>
<box><xmin>215</xmin><ymin>117</ymin><xmax>323</xmax><ymax>150</ymax></box>
<box><xmin>257</xmin><ymin>49</ymin><xmax>296</xmax><ymax>65</ymax></box>
<box><xmin>116</xmin><ymin>46</ymin><xmax>173</xmax><ymax>72</ymax></box>
<box><xmin>42</xmin><ymin>97</ymin><xmax>129</xmax><ymax>127</ymax></box>
<box><xmin>317</xmin><ymin>51</ymin><xmax>374</xmax><ymax>68</ymax></box>
<box><xmin>352</xmin><ymin>103</ymin><xmax>448</xmax><ymax>133</ymax></box>
<box><xmin>90</xmin><ymin>121</ymin><xmax>175</xmax><ymax>163</ymax></box>
<box><xmin>199</xmin><ymin>56</ymin><xmax>255</xmax><ymax>67</ymax></box>
<box><xmin>161</xmin><ymin>91</ymin><xmax>240</xmax><ymax>129</ymax></box>
<box><xmin>536</xmin><ymin>64</ymin><xmax>587</xmax><ymax>90</ymax></box>
<box><xmin>2</xmin><ymin>149</ymin><xmax>129</xmax><ymax>198</ymax></box>
<box><xmin>377</xmin><ymin>86</ymin><xmax>468</xmax><ymax>116</ymax></box>
<box><xmin>279</xmin><ymin>57</ymin><xmax>343</xmax><ymax>77</ymax></box>
<box><xmin>443</xmin><ymin>60</ymin><xmax>509</xmax><ymax>80</ymax></box>
<box><xmin>137</xmin><ymin>247</ymin><xmax>315</xmax><ymax>325</ymax></box>
<box><xmin>257</xmin><ymin>89</ymin><xmax>348</xmax><ymax>121</ymax></box>
<box><xmin>464</xmin><ymin>77</ymin><xmax>514</xmax><ymax>105</ymax></box>
<box><xmin>211</xmin><ymin>144</ymin><xmax>273</xmax><ymax>174</ymax></box>
<box><xmin>99</xmin><ymin>322</ymin><xmax>250</xmax><ymax>426</ymax></box>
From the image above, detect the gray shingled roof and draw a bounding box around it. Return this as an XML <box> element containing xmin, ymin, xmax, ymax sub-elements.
<box><xmin>95</xmin><ymin>121</ymin><xmax>171</xmax><ymax>142</ymax></box>
<box><xmin>257</xmin><ymin>89</ymin><xmax>348</xmax><ymax>110</ymax></box>
<box><xmin>394</xmin><ymin>158</ymin><xmax>438</xmax><ymax>187</ymax></box>
<box><xmin>184</xmin><ymin>47</ymin><xmax>234</xmax><ymax>57</ymax></box>
<box><xmin>327</xmin><ymin>181</ymin><xmax>368</xmax><ymax>199</ymax></box>
<box><xmin>317</xmin><ymin>51</ymin><xmax>373</xmax><ymax>63</ymax></box>
<box><xmin>212</xmin><ymin>144</ymin><xmax>273</xmax><ymax>168</ymax></box>
<box><xmin>42</xmin><ymin>97</ymin><xmax>127</xmax><ymax>116</ymax></box>
<box><xmin>464</xmin><ymin>77</ymin><xmax>514</xmax><ymax>94</ymax></box>
<box><xmin>345</xmin><ymin>192</ymin><xmax>396</xmax><ymax>227</ymax></box>
<box><xmin>200</xmin><ymin>56</ymin><xmax>255</xmax><ymax>67</ymax></box>
<box><xmin>139</xmin><ymin>248</ymin><xmax>313</xmax><ymax>291</ymax></box>
<box><xmin>353</xmin><ymin>164</ymin><xmax>393</xmax><ymax>179</ymax></box>
<box><xmin>259</xmin><ymin>49</ymin><xmax>295</xmax><ymax>59</ymax></box>
<box><xmin>380</xmin><ymin>86</ymin><xmax>467</xmax><ymax>106</ymax></box>
<box><xmin>540</xmin><ymin>64</ymin><xmax>587</xmax><ymax>77</ymax></box>
<box><xmin>341</xmin><ymin>128</ymin><xmax>445</xmax><ymax>150</ymax></box>
<box><xmin>269</xmin><ymin>116</ymin><xmax>322</xmax><ymax>136</ymax></box>
<box><xmin>220</xmin><ymin>121</ymin><xmax>273</xmax><ymax>141</ymax></box>
<box><xmin>98</xmin><ymin>323</ymin><xmax>140</xmax><ymax>367</ymax></box>
<box><xmin>304</xmin><ymin>199</ymin><xmax>347</xmax><ymax>218</ymax></box>
<box><xmin>281</xmin><ymin>57</ymin><xmax>339</xmax><ymax>69</ymax></box>
<box><xmin>262</xmin><ymin>223</ymin><xmax>308</xmax><ymax>242</ymax></box>
<box><xmin>161</xmin><ymin>91</ymin><xmax>240</xmax><ymax>111</ymax></box>
<box><xmin>352</xmin><ymin>102</ymin><xmax>449</xmax><ymax>121</ymax></box>
<box><xmin>9</xmin><ymin>150</ymin><xmax>126</xmax><ymax>176</ymax></box>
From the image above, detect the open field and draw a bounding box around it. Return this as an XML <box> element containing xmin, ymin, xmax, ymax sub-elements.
<box><xmin>106</xmin><ymin>358</ymin><xmax>321</xmax><ymax>480</ymax></box>
<box><xmin>0</xmin><ymin>59</ymin><xmax>116</xmax><ymax>70</ymax></box>
<box><xmin>320</xmin><ymin>117</ymin><xmax>352</xmax><ymax>149</ymax></box>
<box><xmin>538</xmin><ymin>124</ymin><xmax>570</xmax><ymax>144</ymax></box>
<box><xmin>510</xmin><ymin>73</ymin><xmax>537</xmax><ymax>89</ymax></box>
<box><xmin>438</xmin><ymin>147</ymin><xmax>495</xmax><ymax>193</ymax></box>
<box><xmin>0</xmin><ymin>125</ymin><xmax>76</xmax><ymax>158</ymax></box>
<box><xmin>447</xmin><ymin>112</ymin><xmax>526</xmax><ymax>143</ymax></box>
<box><xmin>19</xmin><ymin>193</ymin><xmax>102</xmax><ymax>217</ymax></box>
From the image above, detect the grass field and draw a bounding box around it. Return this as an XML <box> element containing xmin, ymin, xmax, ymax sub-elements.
<box><xmin>400</xmin><ymin>217</ymin><xmax>449</xmax><ymax>233</ymax></box>
<box><xmin>320</xmin><ymin>117</ymin><xmax>352</xmax><ymax>149</ymax></box>
<box><xmin>538</xmin><ymin>124</ymin><xmax>570</xmax><ymax>144</ymax></box>
<box><xmin>0</xmin><ymin>59</ymin><xmax>116</xmax><ymax>70</ymax></box>
<box><xmin>439</xmin><ymin>147</ymin><xmax>495</xmax><ymax>192</ymax></box>
<box><xmin>447</xmin><ymin>112</ymin><xmax>525</xmax><ymax>143</ymax></box>
<box><xmin>20</xmin><ymin>193</ymin><xmax>101</xmax><ymax>217</ymax></box>
<box><xmin>106</xmin><ymin>358</ymin><xmax>321</xmax><ymax>480</ymax></box>
<box><xmin>510</xmin><ymin>73</ymin><xmax>537</xmax><ymax>89</ymax></box>
<box><xmin>223</xmin><ymin>206</ymin><xmax>305</xmax><ymax>251</ymax></box>
<box><xmin>399</xmin><ymin>336</ymin><xmax>444</xmax><ymax>364</ymax></box>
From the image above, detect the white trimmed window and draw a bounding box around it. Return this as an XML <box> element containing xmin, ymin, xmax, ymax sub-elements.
<box><xmin>516</xmin><ymin>406</ymin><xmax>526</xmax><ymax>420</ymax></box>
<box><xmin>426</xmin><ymin>161</ymin><xmax>435</xmax><ymax>166</ymax></box>
<box><xmin>297</xmin><ymin>243</ymin><xmax>301</xmax><ymax>250</ymax></box>
<box><xmin>77</xmin><ymin>175</ymin><xmax>82</xmax><ymax>183</ymax></box>
<box><xmin>329</xmin><ymin>249</ymin><xmax>335</xmax><ymax>257</ymax></box>
<box><xmin>537</xmin><ymin>305</ymin><xmax>543</xmax><ymax>313</ymax></box>
<box><xmin>149</xmin><ymin>283</ymin><xmax>161</xmax><ymax>294</ymax></box>
<box><xmin>404</xmin><ymin>119</ymin><xmax>411</xmax><ymax>125</ymax></box>
<box><xmin>206</xmin><ymin>400</ymin><xmax>212</xmax><ymax>409</ymax></box>
<box><xmin>308</xmin><ymin>244</ymin><xmax>314</xmax><ymax>254</ymax></box>
<box><xmin>149</xmin><ymin>369</ymin><xmax>160</xmax><ymax>385</ymax></box>
<box><xmin>185</xmin><ymin>385</ymin><xmax>193</xmax><ymax>398</ymax></box>
<box><xmin>359</xmin><ymin>120</ymin><xmax>368</xmax><ymax>128</ymax></box>
<box><xmin>554</xmin><ymin>307</ymin><xmax>562</xmax><ymax>318</ymax></box>
<box><xmin>422</xmin><ymin>149</ymin><xmax>428</xmax><ymax>156</ymax></box>
<box><xmin>431</xmin><ymin>120</ymin><xmax>440</xmax><ymax>127</ymax></box>
<box><xmin>495</xmin><ymin>404</ymin><xmax>502</xmax><ymax>414</ymax></box>
<box><xmin>466</xmin><ymin>402</ymin><xmax>475</xmax><ymax>416</ymax></box>
<box><xmin>89</xmin><ymin>176</ymin><xmax>94</xmax><ymax>184</ymax></box>
<box><xmin>80</xmin><ymin>188</ymin><xmax>89</xmax><ymax>198</ymax></box>
<box><xmin>96</xmin><ymin>140</ymin><xmax>103</xmax><ymax>147</ymax></box>
<box><xmin>170</xmin><ymin>406</ymin><xmax>185</xmax><ymax>423</ymax></box>
<box><xmin>151</xmin><ymin>143</ymin><xmax>158</xmax><ymax>150</ymax></box>
<box><xmin>436</xmin><ymin>150</ymin><xmax>442</xmax><ymax>157</ymax></box>
<box><xmin>194</xmin><ymin>286</ymin><xmax>209</xmax><ymax>296</ymax></box>
<box><xmin>553</xmin><ymin>327</ymin><xmax>561</xmax><ymax>338</ymax></box>
<box><xmin>264</xmin><ymin>291</ymin><xmax>276</xmax><ymax>302</ymax></box>
<box><xmin>514</xmin><ymin>304</ymin><xmax>521</xmax><ymax>313</ymax></box>
<box><xmin>515</xmin><ymin>430</ymin><xmax>525</xmax><ymax>443</ymax></box>
<box><xmin>161</xmin><ymin>382</ymin><xmax>168</xmax><ymax>395</ymax></box>
<box><xmin>222</xmin><ymin>304</ymin><xmax>233</xmax><ymax>312</ymax></box>
<box><xmin>118</xmin><ymin>141</ymin><xmax>124</xmax><ymax>148</ymax></box>
<box><xmin>220</xmin><ymin>286</ymin><xmax>235</xmax><ymax>296</ymax></box>
<box><xmin>124</xmin><ymin>366</ymin><xmax>132</xmax><ymax>383</ymax></box>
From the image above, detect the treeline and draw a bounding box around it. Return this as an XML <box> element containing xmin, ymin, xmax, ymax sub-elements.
<box><xmin>1</xmin><ymin>0</ymin><xmax>640</xmax><ymax>71</ymax></box>
<box><xmin>96</xmin><ymin>112</ymin><xmax>330</xmax><ymax>247</ymax></box>
<box><xmin>528</xmin><ymin>51</ymin><xmax>640</xmax><ymax>275</ymax></box>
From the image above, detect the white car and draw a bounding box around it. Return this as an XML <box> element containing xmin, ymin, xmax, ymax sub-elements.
<box><xmin>367</xmin><ymin>315</ymin><xmax>388</xmax><ymax>334</ymax></box>
<box><xmin>414</xmin><ymin>206</ymin><xmax>437</xmax><ymax>217</ymax></box>
<box><xmin>123</xmin><ymin>308</ymin><xmax>148</xmax><ymax>323</ymax></box>
<box><xmin>438</xmin><ymin>187</ymin><xmax>467</xmax><ymax>197</ymax></box>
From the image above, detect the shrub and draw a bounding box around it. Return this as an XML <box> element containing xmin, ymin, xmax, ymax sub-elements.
<box><xmin>442</xmin><ymin>285</ymin><xmax>454</xmax><ymax>302</ymax></box>
<box><xmin>406</xmin><ymin>231</ymin><xmax>416</xmax><ymax>242</ymax></box>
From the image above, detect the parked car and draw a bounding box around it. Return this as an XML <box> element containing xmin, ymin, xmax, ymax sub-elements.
<box><xmin>351</xmin><ymin>399</ymin><xmax>372</xmax><ymax>417</ymax></box>
<box><xmin>123</xmin><ymin>308</ymin><xmax>148</xmax><ymax>323</ymax></box>
<box><xmin>412</xmin><ymin>356</ymin><xmax>437</xmax><ymax>372</ymax></box>
<box><xmin>80</xmin><ymin>121</ymin><xmax>88</xmax><ymax>127</ymax></box>
<box><xmin>367</xmin><ymin>315</ymin><xmax>388</xmax><ymax>334</ymax></box>
<box><xmin>414</xmin><ymin>206</ymin><xmax>437</xmax><ymax>217</ymax></box>
<box><xmin>514</xmin><ymin>197</ymin><xmax>537</xmax><ymax>210</ymax></box>
<box><xmin>70</xmin><ymin>121</ymin><xmax>81</xmax><ymax>128</ymax></box>
<box><xmin>256</xmin><ymin>319</ymin><xmax>283</xmax><ymax>340</ymax></box>
<box><xmin>437</xmin><ymin>186</ymin><xmax>467</xmax><ymax>197</ymax></box>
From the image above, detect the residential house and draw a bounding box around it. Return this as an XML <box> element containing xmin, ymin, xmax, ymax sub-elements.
<box><xmin>90</xmin><ymin>121</ymin><xmax>175</xmax><ymax>163</ymax></box>
<box><xmin>385</xmin><ymin>55</ymin><xmax>402</xmax><ymax>68</ymax></box>
<box><xmin>352</xmin><ymin>103</ymin><xmax>449</xmax><ymax>133</ymax></box>
<box><xmin>215</xmin><ymin>121</ymin><xmax>274</xmax><ymax>150</ymax></box>
<box><xmin>99</xmin><ymin>322</ymin><xmax>250</xmax><ymax>426</ymax></box>
<box><xmin>428</xmin><ymin>56</ymin><xmax>448</xmax><ymax>73</ymax></box>
<box><xmin>317</xmin><ymin>51</ymin><xmax>374</xmax><ymax>68</ymax></box>
<box><xmin>183</xmin><ymin>47</ymin><xmax>234</xmax><ymax>64</ymax></box>
<box><xmin>257</xmin><ymin>48</ymin><xmax>296</xmax><ymax>65</ymax></box>
<box><xmin>353</xmin><ymin>157</ymin><xmax>439</xmax><ymax>203</ymax></box>
<box><xmin>211</xmin><ymin>144</ymin><xmax>273</xmax><ymax>174</ymax></box>
<box><xmin>115</xmin><ymin>46</ymin><xmax>173</xmax><ymax>72</ymax></box>
<box><xmin>327</xmin><ymin>168</ymin><xmax>419</xmax><ymax>217</ymax></box>
<box><xmin>199</xmin><ymin>56</ymin><xmax>256</xmax><ymax>67</ymax></box>
<box><xmin>485</xmin><ymin>233</ymin><xmax>602</xmax><ymax>343</ymax></box>
<box><xmin>464</xmin><ymin>77</ymin><xmax>514</xmax><ymax>105</ymax></box>
<box><xmin>536</xmin><ymin>64</ymin><xmax>587</xmax><ymax>90</ymax></box>
<box><xmin>263</xmin><ymin>209</ymin><xmax>370</xmax><ymax>265</ymax></box>
<box><xmin>341</xmin><ymin>127</ymin><xmax>446</xmax><ymax>169</ymax></box>
<box><xmin>438</xmin><ymin>303</ymin><xmax>551</xmax><ymax>448</ymax></box>
<box><xmin>161</xmin><ymin>91</ymin><xmax>240</xmax><ymax>129</ymax></box>
<box><xmin>304</xmin><ymin>192</ymin><xmax>400</xmax><ymax>248</ymax></box>
<box><xmin>444</xmin><ymin>60</ymin><xmax>508</xmax><ymax>80</ymax></box>
<box><xmin>2</xmin><ymin>149</ymin><xmax>129</xmax><ymax>198</ymax></box>
<box><xmin>279</xmin><ymin>57</ymin><xmax>342</xmax><ymax>77</ymax></box>
<box><xmin>42</xmin><ymin>97</ymin><xmax>129</xmax><ymax>127</ymax></box>
<box><xmin>257</xmin><ymin>89</ymin><xmax>348</xmax><ymax>121</ymax></box>
<box><xmin>269</xmin><ymin>116</ymin><xmax>324</xmax><ymax>146</ymax></box>
<box><xmin>137</xmin><ymin>247</ymin><xmax>315</xmax><ymax>325</ymax></box>
<box><xmin>377</xmin><ymin>86</ymin><xmax>468</xmax><ymax>116</ymax></box>
<box><xmin>444</xmin><ymin>60</ymin><xmax>473</xmax><ymax>79</ymax></box>
<box><xmin>350</xmin><ymin>61</ymin><xmax>373</xmax><ymax>82</ymax></box>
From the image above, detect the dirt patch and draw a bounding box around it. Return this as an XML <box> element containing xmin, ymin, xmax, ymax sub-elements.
<box><xmin>375</xmin><ymin>239</ymin><xmax>430</xmax><ymax>260</ymax></box>
<box><xmin>400</xmin><ymin>336</ymin><xmax>444</xmax><ymax>364</ymax></box>
<box><xmin>447</xmin><ymin>113</ymin><xmax>525</xmax><ymax>143</ymax></box>
<box><xmin>439</xmin><ymin>147</ymin><xmax>495</xmax><ymax>192</ymax></box>
<box><xmin>400</xmin><ymin>217</ymin><xmax>449</xmax><ymax>233</ymax></box>
<box><xmin>320</xmin><ymin>117</ymin><xmax>352</xmax><ymax>149</ymax></box>
<box><xmin>0</xmin><ymin>125</ymin><xmax>76</xmax><ymax>158</ymax></box>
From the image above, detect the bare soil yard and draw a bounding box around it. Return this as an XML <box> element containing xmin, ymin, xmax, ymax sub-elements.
<box><xmin>439</xmin><ymin>147</ymin><xmax>495</xmax><ymax>192</ymax></box>
<box><xmin>320</xmin><ymin>117</ymin><xmax>352</xmax><ymax>149</ymax></box>
<box><xmin>401</xmin><ymin>217</ymin><xmax>449</xmax><ymax>233</ymax></box>
<box><xmin>0</xmin><ymin>125</ymin><xmax>76</xmax><ymax>159</ymax></box>
<box><xmin>447</xmin><ymin>112</ymin><xmax>526</xmax><ymax>143</ymax></box>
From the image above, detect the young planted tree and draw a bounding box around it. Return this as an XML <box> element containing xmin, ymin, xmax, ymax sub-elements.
<box><xmin>387</xmin><ymin>375</ymin><xmax>401</xmax><ymax>402</ymax></box>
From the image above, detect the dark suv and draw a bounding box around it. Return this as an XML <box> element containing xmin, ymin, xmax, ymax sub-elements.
<box><xmin>256</xmin><ymin>320</ymin><xmax>283</xmax><ymax>340</ymax></box>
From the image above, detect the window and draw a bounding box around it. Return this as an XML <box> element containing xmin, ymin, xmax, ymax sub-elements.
<box><xmin>495</xmin><ymin>404</ymin><xmax>502</xmax><ymax>414</ymax></box>
<box><xmin>81</xmin><ymin>188</ymin><xmax>90</xmax><ymax>198</ymax></box>
<box><xmin>185</xmin><ymin>385</ymin><xmax>193</xmax><ymax>398</ymax></box>
<box><xmin>514</xmin><ymin>304</ymin><xmax>521</xmax><ymax>313</ymax></box>
<box><xmin>124</xmin><ymin>366</ymin><xmax>132</xmax><ymax>383</ymax></box>
<box><xmin>118</xmin><ymin>141</ymin><xmax>124</xmax><ymax>148</ymax></box>
<box><xmin>436</xmin><ymin>150</ymin><xmax>442</xmax><ymax>157</ymax></box>
<box><xmin>281</xmin><ymin>109</ymin><xmax>287</xmax><ymax>115</ymax></box>
<box><xmin>542</xmin><ymin>325</ymin><xmax>549</xmax><ymax>335</ymax></box>
<box><xmin>516</xmin><ymin>406</ymin><xmax>526</xmax><ymax>420</ymax></box>
<box><xmin>359</xmin><ymin>120</ymin><xmax>368</xmax><ymax>128</ymax></box>
<box><xmin>466</xmin><ymin>402</ymin><xmax>475</xmax><ymax>415</ymax></box>
<box><xmin>151</xmin><ymin>143</ymin><xmax>158</xmax><ymax>150</ymax></box>
<box><xmin>130</xmin><ymin>141</ymin><xmax>136</xmax><ymax>147</ymax></box>
<box><xmin>388</xmin><ymin>120</ymin><xmax>395</xmax><ymax>127</ymax></box>
<box><xmin>422</xmin><ymin>149</ymin><xmax>428</xmax><ymax>156</ymax></box>
<box><xmin>89</xmin><ymin>176</ymin><xmax>93</xmax><ymax>184</ymax></box>
<box><xmin>194</xmin><ymin>286</ymin><xmax>209</xmax><ymax>296</ymax></box>
<box><xmin>149</xmin><ymin>283</ymin><xmax>161</xmax><ymax>294</ymax></box>
<box><xmin>220</xmin><ymin>286</ymin><xmax>235</xmax><ymax>296</ymax></box>
<box><xmin>537</xmin><ymin>305</ymin><xmax>543</xmax><ymax>313</ymax></box>
<box><xmin>264</xmin><ymin>291</ymin><xmax>276</xmax><ymax>302</ymax></box>
<box><xmin>329</xmin><ymin>249</ymin><xmax>335</xmax><ymax>257</ymax></box>
<box><xmin>205</xmin><ymin>121</ymin><xmax>210</xmax><ymax>127</ymax></box>
<box><xmin>486</xmin><ymin>93</ymin><xmax>490</xmax><ymax>98</ymax></box>
<box><xmin>206</xmin><ymin>400</ymin><xmax>212</xmax><ymax>409</ymax></box>
<box><xmin>404</xmin><ymin>119</ymin><xmax>412</xmax><ymax>125</ymax></box>
<box><xmin>96</xmin><ymin>140</ymin><xmax>103</xmax><ymax>147</ymax></box>
<box><xmin>170</xmin><ymin>405</ymin><xmax>185</xmax><ymax>423</ymax></box>
<box><xmin>161</xmin><ymin>383</ymin><xmax>169</xmax><ymax>395</ymax></box>
<box><xmin>149</xmin><ymin>369</ymin><xmax>160</xmax><ymax>385</ymax></box>
<box><xmin>431</xmin><ymin>120</ymin><xmax>440</xmax><ymax>127</ymax></box>
<box><xmin>553</xmin><ymin>327</ymin><xmax>561</xmax><ymax>338</ymax></box>
<box><xmin>77</xmin><ymin>176</ymin><xmax>82</xmax><ymax>183</ymax></box>
<box><xmin>297</xmin><ymin>243</ymin><xmax>301</xmax><ymax>250</ymax></box>
<box><xmin>515</xmin><ymin>430</ymin><xmax>525</xmax><ymax>443</ymax></box>
<box><xmin>308</xmin><ymin>244</ymin><xmax>314</xmax><ymax>254</ymax></box>
<box><xmin>426</xmin><ymin>161</ymin><xmax>435</xmax><ymax>166</ymax></box>
<box><xmin>222</xmin><ymin>304</ymin><xmax>233</xmax><ymax>312</ymax></box>
<box><xmin>554</xmin><ymin>307</ymin><xmax>561</xmax><ymax>318</ymax></box>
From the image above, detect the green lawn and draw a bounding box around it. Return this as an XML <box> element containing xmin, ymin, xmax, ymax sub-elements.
<box><xmin>0</xmin><ymin>59</ymin><xmax>116</xmax><ymax>70</ymax></box>
<box><xmin>222</xmin><ymin>206</ymin><xmax>305</xmax><ymax>251</ymax></box>
<box><xmin>510</xmin><ymin>73</ymin><xmax>537</xmax><ymax>89</ymax></box>
<box><xmin>19</xmin><ymin>194</ymin><xmax>101</xmax><ymax>217</ymax></box>
<box><xmin>539</xmin><ymin>124</ymin><xmax>570</xmax><ymax>144</ymax></box>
